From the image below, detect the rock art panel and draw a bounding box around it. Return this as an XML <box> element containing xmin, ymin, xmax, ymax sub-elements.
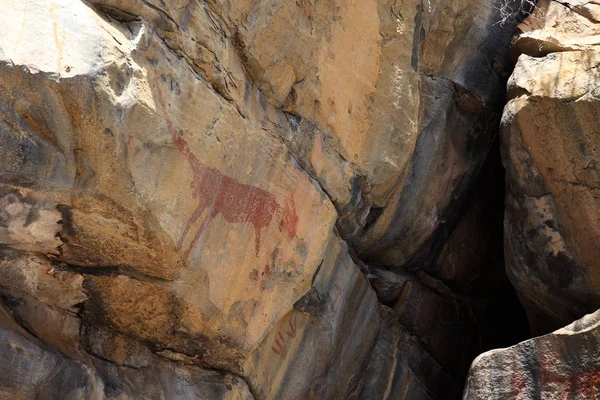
<box><xmin>243</xmin><ymin>235</ymin><xmax>381</xmax><ymax>399</ymax></box>
<box><xmin>464</xmin><ymin>310</ymin><xmax>600</xmax><ymax>400</ymax></box>
<box><xmin>0</xmin><ymin>0</ymin><xmax>336</xmax><ymax>376</ymax></box>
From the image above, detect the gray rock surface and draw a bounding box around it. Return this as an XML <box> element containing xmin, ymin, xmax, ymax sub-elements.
<box><xmin>464</xmin><ymin>310</ymin><xmax>600</xmax><ymax>399</ymax></box>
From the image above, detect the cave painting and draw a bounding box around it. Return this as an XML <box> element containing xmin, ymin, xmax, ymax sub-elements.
<box><xmin>153</xmin><ymin>75</ymin><xmax>298</xmax><ymax>258</ymax></box>
<box><xmin>509</xmin><ymin>351</ymin><xmax>600</xmax><ymax>399</ymax></box>
<box><xmin>509</xmin><ymin>354</ymin><xmax>527</xmax><ymax>399</ymax></box>
<box><xmin>271</xmin><ymin>315</ymin><xmax>298</xmax><ymax>358</ymax></box>
<box><xmin>538</xmin><ymin>351</ymin><xmax>600</xmax><ymax>398</ymax></box>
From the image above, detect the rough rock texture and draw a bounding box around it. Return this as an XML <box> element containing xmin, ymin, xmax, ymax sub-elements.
<box><xmin>0</xmin><ymin>326</ymin><xmax>254</xmax><ymax>399</ymax></box>
<box><xmin>502</xmin><ymin>0</ymin><xmax>600</xmax><ymax>335</ymax></box>
<box><xmin>358</xmin><ymin>306</ymin><xmax>462</xmax><ymax>400</ymax></box>
<box><xmin>0</xmin><ymin>0</ymin><xmax>529</xmax><ymax>399</ymax></box>
<box><xmin>464</xmin><ymin>310</ymin><xmax>600</xmax><ymax>399</ymax></box>
<box><xmin>462</xmin><ymin>2</ymin><xmax>600</xmax><ymax>398</ymax></box>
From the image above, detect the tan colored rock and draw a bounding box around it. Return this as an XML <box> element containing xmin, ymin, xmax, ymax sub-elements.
<box><xmin>243</xmin><ymin>235</ymin><xmax>380</xmax><ymax>399</ymax></box>
<box><xmin>231</xmin><ymin>0</ymin><xmax>414</xmax><ymax>199</ymax></box>
<box><xmin>502</xmin><ymin>49</ymin><xmax>600</xmax><ymax>333</ymax></box>
<box><xmin>0</xmin><ymin>249</ymin><xmax>86</xmax><ymax>358</ymax></box>
<box><xmin>354</xmin><ymin>75</ymin><xmax>500</xmax><ymax>268</ymax></box>
<box><xmin>512</xmin><ymin>0</ymin><xmax>600</xmax><ymax>58</ymax></box>
<box><xmin>0</xmin><ymin>0</ymin><xmax>527</xmax><ymax>398</ymax></box>
<box><xmin>87</xmin><ymin>0</ymin><xmax>517</xmax><ymax>256</ymax></box>
<box><xmin>352</xmin><ymin>0</ymin><xmax>523</xmax><ymax>268</ymax></box>
<box><xmin>1</xmin><ymin>0</ymin><xmax>337</xmax><ymax>374</ymax></box>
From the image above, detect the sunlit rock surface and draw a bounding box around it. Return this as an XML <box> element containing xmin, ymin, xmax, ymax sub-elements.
<box><xmin>0</xmin><ymin>0</ymin><xmax>531</xmax><ymax>398</ymax></box>
<box><xmin>503</xmin><ymin>1</ymin><xmax>600</xmax><ymax>334</ymax></box>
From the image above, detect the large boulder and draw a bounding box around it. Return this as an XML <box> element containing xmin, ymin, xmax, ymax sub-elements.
<box><xmin>464</xmin><ymin>309</ymin><xmax>600</xmax><ymax>399</ymax></box>
<box><xmin>503</xmin><ymin>39</ymin><xmax>600</xmax><ymax>334</ymax></box>
<box><xmin>351</xmin><ymin>0</ymin><xmax>522</xmax><ymax>268</ymax></box>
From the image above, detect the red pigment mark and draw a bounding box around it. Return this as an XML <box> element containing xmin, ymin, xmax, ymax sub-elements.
<box><xmin>153</xmin><ymin>76</ymin><xmax>298</xmax><ymax>257</ymax></box>
<box><xmin>272</xmin><ymin>338</ymin><xmax>287</xmax><ymax>358</ymax></box>
<box><xmin>22</xmin><ymin>113</ymin><xmax>56</xmax><ymax>145</ymax></box>
<box><xmin>330</xmin><ymin>283</ymin><xmax>342</xmax><ymax>310</ymax></box>
<box><xmin>539</xmin><ymin>351</ymin><xmax>569</xmax><ymax>400</ymax></box>
<box><xmin>510</xmin><ymin>354</ymin><xmax>527</xmax><ymax>399</ymax></box>
<box><xmin>510</xmin><ymin>350</ymin><xmax>600</xmax><ymax>398</ymax></box>
<box><xmin>539</xmin><ymin>351</ymin><xmax>600</xmax><ymax>398</ymax></box>
<box><xmin>281</xmin><ymin>197</ymin><xmax>298</xmax><ymax>238</ymax></box>
<box><xmin>271</xmin><ymin>315</ymin><xmax>298</xmax><ymax>359</ymax></box>
<box><xmin>575</xmin><ymin>370</ymin><xmax>600</xmax><ymax>396</ymax></box>
<box><xmin>286</xmin><ymin>316</ymin><xmax>297</xmax><ymax>338</ymax></box>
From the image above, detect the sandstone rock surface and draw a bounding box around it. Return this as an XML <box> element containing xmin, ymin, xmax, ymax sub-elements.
<box><xmin>462</xmin><ymin>2</ymin><xmax>600</xmax><ymax>398</ymax></box>
<box><xmin>0</xmin><ymin>0</ymin><xmax>530</xmax><ymax>399</ymax></box>
<box><xmin>503</xmin><ymin>1</ymin><xmax>600</xmax><ymax>334</ymax></box>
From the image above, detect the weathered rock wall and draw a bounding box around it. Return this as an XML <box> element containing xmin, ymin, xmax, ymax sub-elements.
<box><xmin>0</xmin><ymin>0</ymin><xmax>526</xmax><ymax>398</ymax></box>
<box><xmin>464</xmin><ymin>1</ymin><xmax>600</xmax><ymax>398</ymax></box>
<box><xmin>502</xmin><ymin>0</ymin><xmax>600</xmax><ymax>335</ymax></box>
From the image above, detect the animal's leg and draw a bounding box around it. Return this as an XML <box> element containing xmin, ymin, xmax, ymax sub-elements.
<box><xmin>184</xmin><ymin>208</ymin><xmax>218</xmax><ymax>258</ymax></box>
<box><xmin>177</xmin><ymin>203</ymin><xmax>207</xmax><ymax>250</ymax></box>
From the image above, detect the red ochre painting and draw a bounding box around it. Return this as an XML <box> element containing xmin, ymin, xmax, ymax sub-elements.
<box><xmin>154</xmin><ymin>75</ymin><xmax>299</xmax><ymax>258</ymax></box>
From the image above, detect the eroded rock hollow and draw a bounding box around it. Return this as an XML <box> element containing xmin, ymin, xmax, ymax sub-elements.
<box><xmin>2</xmin><ymin>0</ymin><xmax>600</xmax><ymax>399</ymax></box>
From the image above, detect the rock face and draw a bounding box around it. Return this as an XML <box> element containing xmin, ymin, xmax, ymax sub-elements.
<box><xmin>0</xmin><ymin>326</ymin><xmax>254</xmax><ymax>399</ymax></box>
<box><xmin>464</xmin><ymin>310</ymin><xmax>600</xmax><ymax>399</ymax></box>
<box><xmin>0</xmin><ymin>0</ymin><xmax>537</xmax><ymax>399</ymax></box>
<box><xmin>462</xmin><ymin>1</ymin><xmax>600</xmax><ymax>397</ymax></box>
<box><xmin>502</xmin><ymin>0</ymin><xmax>600</xmax><ymax>335</ymax></box>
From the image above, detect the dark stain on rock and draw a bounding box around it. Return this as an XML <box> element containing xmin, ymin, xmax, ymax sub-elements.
<box><xmin>410</xmin><ymin>2</ymin><xmax>423</xmax><ymax>72</ymax></box>
<box><xmin>23</xmin><ymin>202</ymin><xmax>42</xmax><ymax>227</ymax></box>
<box><xmin>293</xmin><ymin>287</ymin><xmax>326</xmax><ymax>316</ymax></box>
<box><xmin>361</xmin><ymin>207</ymin><xmax>383</xmax><ymax>234</ymax></box>
<box><xmin>56</xmin><ymin>204</ymin><xmax>76</xmax><ymax>239</ymax></box>
<box><xmin>545</xmin><ymin>252</ymin><xmax>575</xmax><ymax>289</ymax></box>
<box><xmin>543</xmin><ymin>219</ymin><xmax>558</xmax><ymax>231</ymax></box>
<box><xmin>287</xmin><ymin>113</ymin><xmax>302</xmax><ymax>134</ymax></box>
<box><xmin>103</xmin><ymin>378</ymin><xmax>124</xmax><ymax>397</ymax></box>
<box><xmin>249</xmin><ymin>269</ymin><xmax>259</xmax><ymax>282</ymax></box>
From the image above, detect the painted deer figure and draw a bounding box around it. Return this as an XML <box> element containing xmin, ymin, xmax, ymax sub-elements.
<box><xmin>154</xmin><ymin>76</ymin><xmax>298</xmax><ymax>258</ymax></box>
